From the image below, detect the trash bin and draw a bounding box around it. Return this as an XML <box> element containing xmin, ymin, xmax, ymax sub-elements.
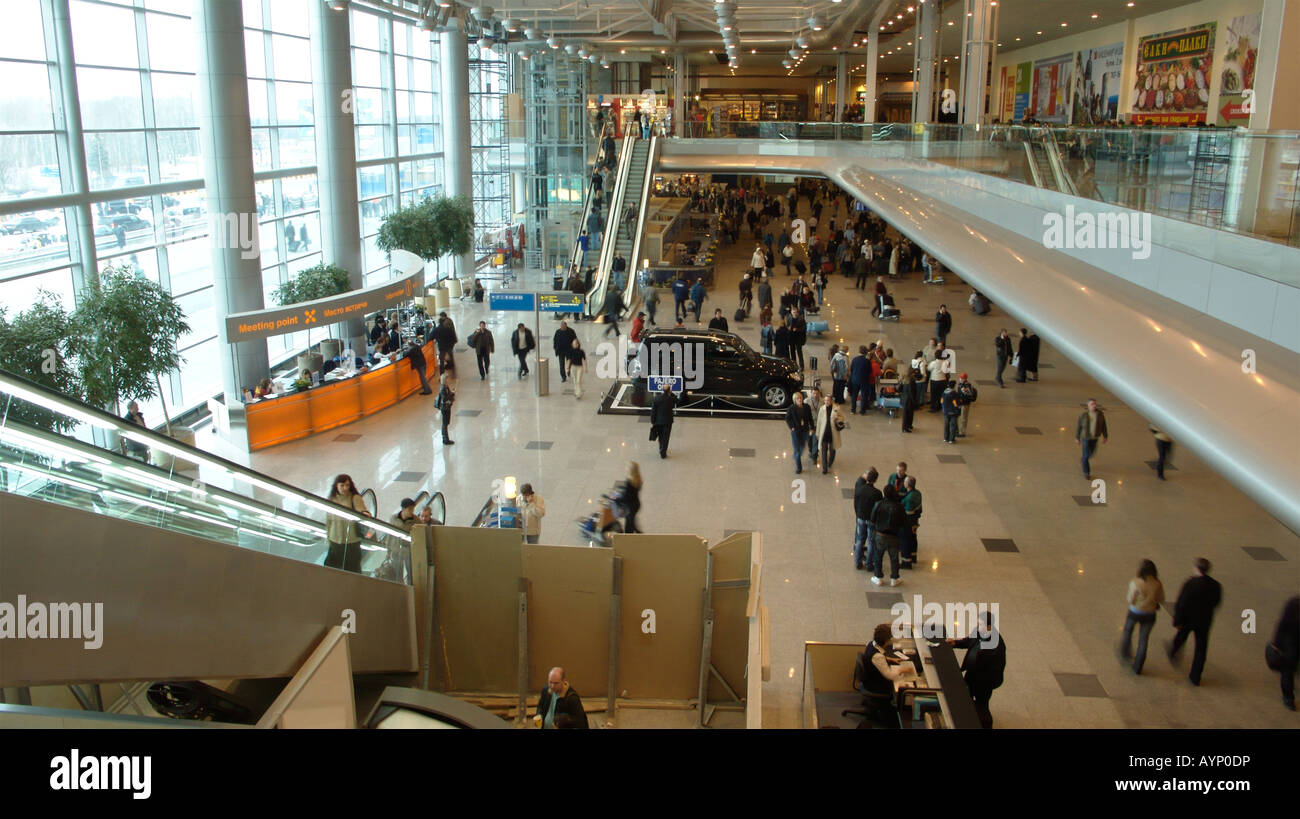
<box><xmin>537</xmin><ymin>357</ymin><xmax>549</xmax><ymax>396</ymax></box>
<box><xmin>446</xmin><ymin>278</ymin><xmax>463</xmax><ymax>298</ymax></box>
<box><xmin>553</xmin><ymin>274</ymin><xmax>565</xmax><ymax>290</ymax></box>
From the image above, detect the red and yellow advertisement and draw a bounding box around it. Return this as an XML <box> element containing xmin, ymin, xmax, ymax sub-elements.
<box><xmin>1130</xmin><ymin>22</ymin><xmax>1216</xmax><ymax>125</ymax></box>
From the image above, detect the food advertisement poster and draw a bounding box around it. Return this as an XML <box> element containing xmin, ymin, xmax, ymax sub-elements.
<box><xmin>1216</xmin><ymin>12</ymin><xmax>1260</xmax><ymax>126</ymax></box>
<box><xmin>1013</xmin><ymin>61</ymin><xmax>1032</xmax><ymax>122</ymax></box>
<box><xmin>1029</xmin><ymin>53</ymin><xmax>1073</xmax><ymax>123</ymax></box>
<box><xmin>1130</xmin><ymin>22</ymin><xmax>1216</xmax><ymax>125</ymax></box>
<box><xmin>1072</xmin><ymin>43</ymin><xmax>1124</xmax><ymax>125</ymax></box>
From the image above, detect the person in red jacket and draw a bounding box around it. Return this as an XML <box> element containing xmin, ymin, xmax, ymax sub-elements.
<box><xmin>630</xmin><ymin>312</ymin><xmax>646</xmax><ymax>344</ymax></box>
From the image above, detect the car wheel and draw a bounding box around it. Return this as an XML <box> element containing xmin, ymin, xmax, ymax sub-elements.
<box><xmin>761</xmin><ymin>382</ymin><xmax>790</xmax><ymax>409</ymax></box>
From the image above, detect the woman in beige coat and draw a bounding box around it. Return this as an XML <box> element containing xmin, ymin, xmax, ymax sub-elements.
<box><xmin>1120</xmin><ymin>559</ymin><xmax>1166</xmax><ymax>675</ymax></box>
<box><xmin>325</xmin><ymin>474</ymin><xmax>371</xmax><ymax>573</ymax></box>
<box><xmin>813</xmin><ymin>394</ymin><xmax>845</xmax><ymax>475</ymax></box>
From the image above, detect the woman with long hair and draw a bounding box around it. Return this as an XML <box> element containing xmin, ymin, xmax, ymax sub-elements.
<box><xmin>1120</xmin><ymin>559</ymin><xmax>1166</xmax><ymax>674</ymax></box>
<box><xmin>325</xmin><ymin>474</ymin><xmax>370</xmax><ymax>573</ymax></box>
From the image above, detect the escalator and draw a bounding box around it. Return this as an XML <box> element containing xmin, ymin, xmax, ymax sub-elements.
<box><xmin>1024</xmin><ymin>134</ymin><xmax>1078</xmax><ymax>196</ymax></box>
<box><xmin>586</xmin><ymin>136</ymin><xmax>658</xmax><ymax>320</ymax></box>
<box><xmin>0</xmin><ymin>369</ymin><xmax>420</xmax><ymax>687</ymax></box>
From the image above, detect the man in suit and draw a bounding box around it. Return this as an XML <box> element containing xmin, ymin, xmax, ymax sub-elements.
<box><xmin>994</xmin><ymin>329</ymin><xmax>1013</xmax><ymax>388</ymax></box>
<box><xmin>535</xmin><ymin>666</ymin><xmax>588</xmax><ymax>729</ymax></box>
<box><xmin>649</xmin><ymin>383</ymin><xmax>677</xmax><ymax>459</ymax></box>
<box><xmin>1167</xmin><ymin>557</ymin><xmax>1223</xmax><ymax>686</ymax></box>
<box><xmin>947</xmin><ymin>610</ymin><xmax>1007</xmax><ymax>729</ymax></box>
<box><xmin>511</xmin><ymin>323</ymin><xmax>535</xmax><ymax>378</ymax></box>
<box><xmin>1074</xmin><ymin>398</ymin><xmax>1108</xmax><ymax>479</ymax></box>
<box><xmin>552</xmin><ymin>321</ymin><xmax>577</xmax><ymax>382</ymax></box>
<box><xmin>788</xmin><ymin>308</ymin><xmax>807</xmax><ymax>372</ymax></box>
<box><xmin>406</xmin><ymin>341</ymin><xmax>432</xmax><ymax>395</ymax></box>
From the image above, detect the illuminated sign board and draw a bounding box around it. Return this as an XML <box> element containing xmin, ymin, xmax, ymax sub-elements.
<box><xmin>224</xmin><ymin>268</ymin><xmax>425</xmax><ymax>342</ymax></box>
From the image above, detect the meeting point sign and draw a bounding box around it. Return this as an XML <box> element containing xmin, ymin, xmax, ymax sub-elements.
<box><xmin>223</xmin><ymin>269</ymin><xmax>425</xmax><ymax>342</ymax></box>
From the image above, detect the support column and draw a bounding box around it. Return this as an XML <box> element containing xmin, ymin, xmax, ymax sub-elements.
<box><xmin>960</xmin><ymin>0</ymin><xmax>997</xmax><ymax>124</ymax></box>
<box><xmin>673</xmin><ymin>51</ymin><xmax>687</xmax><ymax>137</ymax></box>
<box><xmin>193</xmin><ymin>0</ymin><xmax>267</xmax><ymax>402</ymax></box>
<box><xmin>440</xmin><ymin>14</ymin><xmax>475</xmax><ymax>280</ymax></box>
<box><xmin>835</xmin><ymin>53</ymin><xmax>847</xmax><ymax>122</ymax></box>
<box><xmin>310</xmin><ymin>0</ymin><xmax>365</xmax><ymax>347</ymax></box>
<box><xmin>911</xmin><ymin>0</ymin><xmax>940</xmax><ymax>123</ymax></box>
<box><xmin>49</xmin><ymin>0</ymin><xmax>97</xmax><ymax>292</ymax></box>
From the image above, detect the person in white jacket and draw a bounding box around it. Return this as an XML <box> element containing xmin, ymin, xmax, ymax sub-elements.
<box><xmin>520</xmin><ymin>483</ymin><xmax>546</xmax><ymax>544</ymax></box>
<box><xmin>814</xmin><ymin>394</ymin><xmax>845</xmax><ymax>475</ymax></box>
<box><xmin>749</xmin><ymin>244</ymin><xmax>766</xmax><ymax>276</ymax></box>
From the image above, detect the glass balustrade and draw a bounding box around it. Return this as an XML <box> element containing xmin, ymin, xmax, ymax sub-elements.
<box><xmin>0</xmin><ymin>369</ymin><xmax>413</xmax><ymax>583</ymax></box>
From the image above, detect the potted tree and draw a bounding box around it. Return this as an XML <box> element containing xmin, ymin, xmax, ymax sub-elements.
<box><xmin>275</xmin><ymin>263</ymin><xmax>351</xmax><ymax>369</ymax></box>
<box><xmin>0</xmin><ymin>291</ymin><xmax>83</xmax><ymax>434</ymax></box>
<box><xmin>375</xmin><ymin>194</ymin><xmax>474</xmax><ymax>284</ymax></box>
<box><xmin>70</xmin><ymin>265</ymin><xmax>190</xmax><ymax>463</ymax></box>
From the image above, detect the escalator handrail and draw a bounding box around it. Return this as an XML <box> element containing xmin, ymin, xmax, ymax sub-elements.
<box><xmin>624</xmin><ymin>135</ymin><xmax>660</xmax><ymax>314</ymax></box>
<box><xmin>568</xmin><ymin>122</ymin><xmax>615</xmax><ymax>279</ymax></box>
<box><xmin>0</xmin><ymin>413</ymin><xmax>334</xmax><ymax>542</ymax></box>
<box><xmin>585</xmin><ymin>133</ymin><xmax>636</xmax><ymax>317</ymax></box>
<box><xmin>0</xmin><ymin>368</ymin><xmax>411</xmax><ymax>542</ymax></box>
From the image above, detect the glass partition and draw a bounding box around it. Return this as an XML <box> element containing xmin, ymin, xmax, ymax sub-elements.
<box><xmin>684</xmin><ymin>122</ymin><xmax>1300</xmax><ymax>249</ymax></box>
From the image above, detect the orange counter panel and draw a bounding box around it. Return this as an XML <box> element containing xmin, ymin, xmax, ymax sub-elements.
<box><xmin>245</xmin><ymin>341</ymin><xmax>436</xmax><ymax>451</ymax></box>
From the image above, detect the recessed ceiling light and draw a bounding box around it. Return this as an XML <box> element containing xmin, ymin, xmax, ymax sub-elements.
<box><xmin>620</xmin><ymin>48</ymin><xmax>626</xmax><ymax>54</ymax></box>
<box><xmin>1036</xmin><ymin>30</ymin><xmax>1043</xmax><ymax>35</ymax></box>
<box><xmin>1091</xmin><ymin>13</ymin><xmax>1099</xmax><ymax>18</ymax></box>
<box><xmin>1061</xmin><ymin>22</ymin><xmax>1068</xmax><ymax>27</ymax></box>
<box><xmin>947</xmin><ymin>20</ymin><xmax>954</xmax><ymax>26</ymax></box>
<box><xmin>1015</xmin><ymin>36</ymin><xmax>1021</xmax><ymax>41</ymax></box>
<box><xmin>1127</xmin><ymin>2</ymin><xmax>1135</xmax><ymax>6</ymax></box>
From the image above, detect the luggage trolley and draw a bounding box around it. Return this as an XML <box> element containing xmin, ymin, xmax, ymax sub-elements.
<box><xmin>875</xmin><ymin>376</ymin><xmax>902</xmax><ymax>417</ymax></box>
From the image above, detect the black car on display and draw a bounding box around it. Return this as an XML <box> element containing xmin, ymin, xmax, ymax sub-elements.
<box><xmin>627</xmin><ymin>328</ymin><xmax>802</xmax><ymax>409</ymax></box>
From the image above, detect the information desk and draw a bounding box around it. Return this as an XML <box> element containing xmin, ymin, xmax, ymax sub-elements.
<box><xmin>242</xmin><ymin>341</ymin><xmax>436</xmax><ymax>451</ymax></box>
<box><xmin>801</xmin><ymin>638</ymin><xmax>980</xmax><ymax>729</ymax></box>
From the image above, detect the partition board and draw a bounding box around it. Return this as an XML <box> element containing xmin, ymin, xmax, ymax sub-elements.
<box><xmin>612</xmin><ymin>534</ymin><xmax>707</xmax><ymax>699</ymax></box>
<box><xmin>521</xmin><ymin>544</ymin><xmax>612</xmax><ymax>697</ymax></box>
<box><xmin>707</xmin><ymin>532</ymin><xmax>754</xmax><ymax>703</ymax></box>
<box><xmin>430</xmin><ymin>526</ymin><xmax>522</xmax><ymax>693</ymax></box>
<box><xmin>804</xmin><ymin>642</ymin><xmax>863</xmax><ymax>693</ymax></box>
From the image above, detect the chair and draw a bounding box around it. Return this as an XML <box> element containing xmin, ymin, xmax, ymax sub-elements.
<box><xmin>841</xmin><ymin>652</ymin><xmax>902</xmax><ymax>729</ymax></box>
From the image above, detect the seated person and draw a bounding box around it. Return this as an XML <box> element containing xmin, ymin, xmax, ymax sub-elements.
<box><xmin>536</xmin><ymin>667</ymin><xmax>589</xmax><ymax>729</ymax></box>
<box><xmin>853</xmin><ymin>623</ymin><xmax>915</xmax><ymax>729</ymax></box>
<box><xmin>969</xmin><ymin>290</ymin><xmax>991</xmax><ymax>315</ymax></box>
<box><xmin>321</xmin><ymin>356</ymin><xmax>341</xmax><ymax>377</ymax></box>
<box><xmin>253</xmin><ymin>377</ymin><xmax>276</xmax><ymax>399</ymax></box>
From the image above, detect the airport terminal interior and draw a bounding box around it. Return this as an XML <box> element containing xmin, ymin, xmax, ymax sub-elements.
<box><xmin>0</xmin><ymin>0</ymin><xmax>1297</xmax><ymax>731</ymax></box>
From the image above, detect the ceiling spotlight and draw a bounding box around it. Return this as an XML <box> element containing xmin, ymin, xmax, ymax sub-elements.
<box><xmin>471</xmin><ymin>5</ymin><xmax>493</xmax><ymax>22</ymax></box>
<box><xmin>782</xmin><ymin>59</ymin><xmax>792</xmax><ymax>68</ymax></box>
<box><xmin>796</xmin><ymin>35</ymin><xmax>809</xmax><ymax>48</ymax></box>
<box><xmin>477</xmin><ymin>37</ymin><xmax>492</xmax><ymax>51</ymax></box>
<box><xmin>620</xmin><ymin>48</ymin><xmax>626</xmax><ymax>54</ymax></box>
<box><xmin>421</xmin><ymin>16</ymin><xmax>436</xmax><ymax>31</ymax></box>
<box><xmin>326</xmin><ymin>0</ymin><xmax>348</xmax><ymax>11</ymax></box>
<box><xmin>588</xmin><ymin>54</ymin><xmax>600</xmax><ymax>64</ymax></box>
<box><xmin>789</xmin><ymin>48</ymin><xmax>801</xmax><ymax>59</ymax></box>
<box><xmin>807</xmin><ymin>15</ymin><xmax>823</xmax><ymax>31</ymax></box>
<box><xmin>523</xmin><ymin>26</ymin><xmax>538</xmax><ymax>40</ymax></box>
<box><xmin>578</xmin><ymin>47</ymin><xmax>590</xmax><ymax>58</ymax></box>
<box><xmin>547</xmin><ymin>35</ymin><xmax>559</xmax><ymax>49</ymax></box>
<box><xmin>518</xmin><ymin>48</ymin><xmax>530</xmax><ymax>60</ymax></box>
<box><xmin>502</xmin><ymin>18</ymin><xmax>516</xmax><ymax>32</ymax></box>
<box><xmin>601</xmin><ymin>59</ymin><xmax>610</xmax><ymax>68</ymax></box>
<box><xmin>564</xmin><ymin>42</ymin><xmax>579</xmax><ymax>54</ymax></box>
<box><xmin>437</xmin><ymin>1</ymin><xmax>451</xmax><ymax>7</ymax></box>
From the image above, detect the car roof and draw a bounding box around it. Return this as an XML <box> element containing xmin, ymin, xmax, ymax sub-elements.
<box><xmin>641</xmin><ymin>328</ymin><xmax>744</xmax><ymax>345</ymax></box>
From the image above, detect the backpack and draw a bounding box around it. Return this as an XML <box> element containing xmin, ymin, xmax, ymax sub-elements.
<box><xmin>960</xmin><ymin>383</ymin><xmax>978</xmax><ymax>404</ymax></box>
<box><xmin>877</xmin><ymin>501</ymin><xmax>905</xmax><ymax>534</ymax></box>
<box><xmin>435</xmin><ymin>386</ymin><xmax>453</xmax><ymax>410</ymax></box>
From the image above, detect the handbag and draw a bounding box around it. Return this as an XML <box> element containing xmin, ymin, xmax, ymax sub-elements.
<box><xmin>1011</xmin><ymin>354</ymin><xmax>1020</xmax><ymax>368</ymax></box>
<box><xmin>649</xmin><ymin>425</ymin><xmax>660</xmax><ymax>441</ymax></box>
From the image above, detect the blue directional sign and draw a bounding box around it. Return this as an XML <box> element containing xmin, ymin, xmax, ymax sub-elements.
<box><xmin>489</xmin><ymin>291</ymin><xmax>537</xmax><ymax>311</ymax></box>
<box><xmin>647</xmin><ymin>375</ymin><xmax>684</xmax><ymax>393</ymax></box>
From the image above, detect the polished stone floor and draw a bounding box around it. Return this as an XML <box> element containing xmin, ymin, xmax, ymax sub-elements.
<box><xmin>208</xmin><ymin>190</ymin><xmax>1298</xmax><ymax>729</ymax></box>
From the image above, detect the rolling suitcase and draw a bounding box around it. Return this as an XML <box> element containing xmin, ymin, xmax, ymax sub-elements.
<box><xmin>806</xmin><ymin>319</ymin><xmax>830</xmax><ymax>335</ymax></box>
<box><xmin>734</xmin><ymin>308</ymin><xmax>746</xmax><ymax>323</ymax></box>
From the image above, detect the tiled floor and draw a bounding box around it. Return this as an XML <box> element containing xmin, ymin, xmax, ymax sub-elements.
<box><xmin>203</xmin><ymin>190</ymin><xmax>1299</xmax><ymax>730</ymax></box>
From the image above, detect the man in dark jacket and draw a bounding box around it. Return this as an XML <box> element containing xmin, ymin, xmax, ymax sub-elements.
<box><xmin>536</xmin><ymin>667</ymin><xmax>588</xmax><ymax>729</ymax></box>
<box><xmin>601</xmin><ymin>288</ymin><xmax>624</xmax><ymax>338</ymax></box>
<box><xmin>940</xmin><ymin>382</ymin><xmax>962</xmax><ymax>444</ymax></box>
<box><xmin>934</xmin><ymin>305</ymin><xmax>952</xmax><ymax>344</ymax></box>
<box><xmin>947</xmin><ymin>611</ymin><xmax>1007</xmax><ymax>729</ymax></box>
<box><xmin>406</xmin><ymin>341</ymin><xmax>432</xmax><ymax>394</ymax></box>
<box><xmin>434</xmin><ymin>317</ymin><xmax>457</xmax><ymax>373</ymax></box>
<box><xmin>853</xmin><ymin>468</ymin><xmax>883</xmax><ymax>571</ymax></box>
<box><xmin>649</xmin><ymin>383</ymin><xmax>677</xmax><ymax>459</ymax></box>
<box><xmin>870</xmin><ymin>485</ymin><xmax>906</xmax><ymax>587</ymax></box>
<box><xmin>1274</xmin><ymin>597</ymin><xmax>1299</xmax><ymax>710</ymax></box>
<box><xmin>672</xmin><ymin>275</ymin><xmax>690</xmax><ymax>321</ymax></box>
<box><xmin>468</xmin><ymin>321</ymin><xmax>494</xmax><ymax>380</ymax></box>
<box><xmin>994</xmin><ymin>329</ymin><xmax>1013</xmax><ymax>387</ymax></box>
<box><xmin>788</xmin><ymin>308</ymin><xmax>807</xmax><ymax>371</ymax></box>
<box><xmin>848</xmin><ymin>346</ymin><xmax>870</xmax><ymax>414</ymax></box>
<box><xmin>708</xmin><ymin>308</ymin><xmax>729</xmax><ymax>332</ymax></box>
<box><xmin>1075</xmin><ymin>398</ymin><xmax>1108</xmax><ymax>479</ymax></box>
<box><xmin>553</xmin><ymin>321</ymin><xmax>577</xmax><ymax>382</ymax></box>
<box><xmin>1166</xmin><ymin>557</ymin><xmax>1223</xmax><ymax>686</ymax></box>
<box><xmin>757</xmin><ymin>276</ymin><xmax>773</xmax><ymax>311</ymax></box>
<box><xmin>511</xmin><ymin>323</ymin><xmax>535</xmax><ymax>378</ymax></box>
<box><xmin>785</xmin><ymin>391</ymin><xmax>813</xmax><ymax>474</ymax></box>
